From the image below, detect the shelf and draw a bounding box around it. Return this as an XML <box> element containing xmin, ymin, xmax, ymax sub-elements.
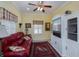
<box><xmin>68</xmin><ymin>23</ymin><xmax>77</xmax><ymax>25</ymax></box>
<box><xmin>68</xmin><ymin>32</ymin><xmax>77</xmax><ymax>34</ymax></box>
<box><xmin>68</xmin><ymin>17</ymin><xmax>77</xmax><ymax>41</ymax></box>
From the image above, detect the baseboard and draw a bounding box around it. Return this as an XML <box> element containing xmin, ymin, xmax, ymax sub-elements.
<box><xmin>47</xmin><ymin>42</ymin><xmax>61</xmax><ymax>57</ymax></box>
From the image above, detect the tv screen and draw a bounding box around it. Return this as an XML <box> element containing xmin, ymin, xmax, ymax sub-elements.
<box><xmin>53</xmin><ymin>17</ymin><xmax>61</xmax><ymax>38</ymax></box>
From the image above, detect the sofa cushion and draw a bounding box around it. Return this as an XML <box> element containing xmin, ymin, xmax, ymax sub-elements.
<box><xmin>23</xmin><ymin>36</ymin><xmax>31</xmax><ymax>40</ymax></box>
<box><xmin>10</xmin><ymin>32</ymin><xmax>24</xmax><ymax>40</ymax></box>
<box><xmin>11</xmin><ymin>38</ymin><xmax>25</xmax><ymax>46</ymax></box>
<box><xmin>2</xmin><ymin>32</ymin><xmax>24</xmax><ymax>46</ymax></box>
<box><xmin>2</xmin><ymin>36</ymin><xmax>12</xmax><ymax>46</ymax></box>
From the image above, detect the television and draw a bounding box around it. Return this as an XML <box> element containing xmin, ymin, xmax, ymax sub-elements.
<box><xmin>53</xmin><ymin>17</ymin><xmax>61</xmax><ymax>38</ymax></box>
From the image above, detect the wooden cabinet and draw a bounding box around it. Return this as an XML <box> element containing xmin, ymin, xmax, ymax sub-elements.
<box><xmin>0</xmin><ymin>7</ymin><xmax>18</xmax><ymax>22</ymax></box>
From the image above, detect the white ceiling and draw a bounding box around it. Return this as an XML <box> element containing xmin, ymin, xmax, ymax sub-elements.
<box><xmin>12</xmin><ymin>1</ymin><xmax>68</xmax><ymax>14</ymax></box>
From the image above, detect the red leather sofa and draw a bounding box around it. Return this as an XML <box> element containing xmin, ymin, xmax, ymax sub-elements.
<box><xmin>1</xmin><ymin>32</ymin><xmax>32</xmax><ymax>57</ymax></box>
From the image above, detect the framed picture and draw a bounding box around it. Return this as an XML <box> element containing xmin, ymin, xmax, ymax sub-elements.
<box><xmin>25</xmin><ymin>23</ymin><xmax>31</xmax><ymax>28</ymax></box>
<box><xmin>45</xmin><ymin>22</ymin><xmax>50</xmax><ymax>31</ymax></box>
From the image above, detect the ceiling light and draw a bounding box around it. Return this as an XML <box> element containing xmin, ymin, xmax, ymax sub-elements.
<box><xmin>40</xmin><ymin>8</ymin><xmax>43</xmax><ymax>11</ymax></box>
<box><xmin>26</xmin><ymin>7</ymin><xmax>30</xmax><ymax>11</ymax></box>
<box><xmin>37</xmin><ymin>7</ymin><xmax>43</xmax><ymax>11</ymax></box>
<box><xmin>37</xmin><ymin>7</ymin><xmax>40</xmax><ymax>11</ymax></box>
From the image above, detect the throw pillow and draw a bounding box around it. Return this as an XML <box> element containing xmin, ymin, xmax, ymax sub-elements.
<box><xmin>9</xmin><ymin>46</ymin><xmax>25</xmax><ymax>52</ymax></box>
<box><xmin>23</xmin><ymin>36</ymin><xmax>31</xmax><ymax>40</ymax></box>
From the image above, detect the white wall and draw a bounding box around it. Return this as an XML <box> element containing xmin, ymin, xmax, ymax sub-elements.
<box><xmin>21</xmin><ymin>13</ymin><xmax>51</xmax><ymax>42</ymax></box>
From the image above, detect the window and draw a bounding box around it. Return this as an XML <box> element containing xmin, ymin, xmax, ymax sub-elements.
<box><xmin>34</xmin><ymin>25</ymin><xmax>43</xmax><ymax>34</ymax></box>
<box><xmin>33</xmin><ymin>20</ymin><xmax>43</xmax><ymax>34</ymax></box>
<box><xmin>1</xmin><ymin>20</ymin><xmax>16</xmax><ymax>35</ymax></box>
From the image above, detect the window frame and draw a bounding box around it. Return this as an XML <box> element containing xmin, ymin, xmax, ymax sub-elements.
<box><xmin>33</xmin><ymin>24</ymin><xmax>43</xmax><ymax>34</ymax></box>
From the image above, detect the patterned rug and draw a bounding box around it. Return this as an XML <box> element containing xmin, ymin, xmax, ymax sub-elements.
<box><xmin>30</xmin><ymin>42</ymin><xmax>58</xmax><ymax>57</ymax></box>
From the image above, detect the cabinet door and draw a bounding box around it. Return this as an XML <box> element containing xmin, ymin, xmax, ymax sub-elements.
<box><xmin>64</xmin><ymin>12</ymin><xmax>79</xmax><ymax>57</ymax></box>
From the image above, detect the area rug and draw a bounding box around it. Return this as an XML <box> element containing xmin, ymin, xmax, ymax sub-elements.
<box><xmin>30</xmin><ymin>42</ymin><xmax>58</xmax><ymax>57</ymax></box>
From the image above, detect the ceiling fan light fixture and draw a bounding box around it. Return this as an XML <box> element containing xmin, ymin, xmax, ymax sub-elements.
<box><xmin>28</xmin><ymin>1</ymin><xmax>52</xmax><ymax>13</ymax></box>
<box><xmin>26</xmin><ymin>7</ymin><xmax>30</xmax><ymax>11</ymax></box>
<box><xmin>37</xmin><ymin>7</ymin><xmax>43</xmax><ymax>11</ymax></box>
<box><xmin>40</xmin><ymin>8</ymin><xmax>43</xmax><ymax>11</ymax></box>
<box><xmin>37</xmin><ymin>7</ymin><xmax>41</xmax><ymax>11</ymax></box>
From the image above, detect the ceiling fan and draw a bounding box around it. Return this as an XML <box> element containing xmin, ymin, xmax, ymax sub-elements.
<box><xmin>28</xmin><ymin>1</ymin><xmax>52</xmax><ymax>13</ymax></box>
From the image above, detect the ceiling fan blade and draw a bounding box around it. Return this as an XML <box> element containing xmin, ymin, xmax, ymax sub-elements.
<box><xmin>33</xmin><ymin>8</ymin><xmax>38</xmax><ymax>11</ymax></box>
<box><xmin>42</xmin><ymin>9</ymin><xmax>45</xmax><ymax>13</ymax></box>
<box><xmin>44</xmin><ymin>5</ymin><xmax>52</xmax><ymax>8</ymax></box>
<box><xmin>28</xmin><ymin>3</ymin><xmax>36</xmax><ymax>6</ymax></box>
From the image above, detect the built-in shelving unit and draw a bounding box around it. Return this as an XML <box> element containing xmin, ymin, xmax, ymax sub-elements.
<box><xmin>51</xmin><ymin>12</ymin><xmax>79</xmax><ymax>57</ymax></box>
<box><xmin>68</xmin><ymin>17</ymin><xmax>77</xmax><ymax>41</ymax></box>
<box><xmin>53</xmin><ymin>17</ymin><xmax>61</xmax><ymax>38</ymax></box>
